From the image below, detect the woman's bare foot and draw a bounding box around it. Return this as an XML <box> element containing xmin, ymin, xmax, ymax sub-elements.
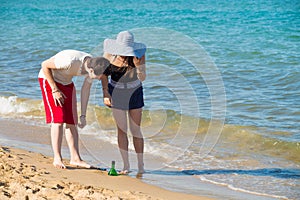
<box><xmin>137</xmin><ymin>168</ymin><xmax>145</xmax><ymax>174</ymax></box>
<box><xmin>53</xmin><ymin>159</ymin><xmax>66</xmax><ymax>169</ymax></box>
<box><xmin>70</xmin><ymin>160</ymin><xmax>91</xmax><ymax>168</ymax></box>
<box><xmin>119</xmin><ymin>169</ymin><xmax>131</xmax><ymax>175</ymax></box>
<box><xmin>138</xmin><ymin>162</ymin><xmax>145</xmax><ymax>174</ymax></box>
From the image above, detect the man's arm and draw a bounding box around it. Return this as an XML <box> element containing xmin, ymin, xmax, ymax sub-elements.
<box><xmin>79</xmin><ymin>76</ymin><xmax>92</xmax><ymax>128</ymax></box>
<box><xmin>42</xmin><ymin>57</ymin><xmax>59</xmax><ymax>91</ymax></box>
<box><xmin>42</xmin><ymin>57</ymin><xmax>65</xmax><ymax>107</ymax></box>
<box><xmin>80</xmin><ymin>76</ymin><xmax>92</xmax><ymax>116</ymax></box>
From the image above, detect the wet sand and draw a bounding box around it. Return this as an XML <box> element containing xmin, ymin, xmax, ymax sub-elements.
<box><xmin>0</xmin><ymin>119</ymin><xmax>213</xmax><ymax>200</ymax></box>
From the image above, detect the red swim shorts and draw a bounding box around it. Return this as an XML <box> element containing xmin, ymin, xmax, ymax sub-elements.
<box><xmin>39</xmin><ymin>78</ymin><xmax>78</xmax><ymax>124</ymax></box>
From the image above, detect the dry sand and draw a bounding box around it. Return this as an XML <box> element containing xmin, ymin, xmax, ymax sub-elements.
<box><xmin>0</xmin><ymin>145</ymin><xmax>213</xmax><ymax>200</ymax></box>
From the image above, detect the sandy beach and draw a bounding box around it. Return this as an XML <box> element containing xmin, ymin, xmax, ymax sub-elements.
<box><xmin>0</xmin><ymin>119</ymin><xmax>213</xmax><ymax>200</ymax></box>
<box><xmin>0</xmin><ymin>146</ymin><xmax>213</xmax><ymax>200</ymax></box>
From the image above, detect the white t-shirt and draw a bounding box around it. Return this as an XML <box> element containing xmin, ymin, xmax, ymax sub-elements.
<box><xmin>38</xmin><ymin>50</ymin><xmax>92</xmax><ymax>85</ymax></box>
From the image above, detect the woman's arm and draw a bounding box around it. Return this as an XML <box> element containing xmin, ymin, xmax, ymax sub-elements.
<box><xmin>101</xmin><ymin>75</ymin><xmax>112</xmax><ymax>107</ymax></box>
<box><xmin>134</xmin><ymin>55</ymin><xmax>146</xmax><ymax>82</ymax></box>
<box><xmin>102</xmin><ymin>52</ymin><xmax>112</xmax><ymax>107</ymax></box>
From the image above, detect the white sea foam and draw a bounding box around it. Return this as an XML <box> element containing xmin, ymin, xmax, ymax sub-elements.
<box><xmin>0</xmin><ymin>96</ymin><xmax>22</xmax><ymax>114</ymax></box>
<box><xmin>196</xmin><ymin>176</ymin><xmax>289</xmax><ymax>200</ymax></box>
<box><xmin>0</xmin><ymin>96</ymin><xmax>43</xmax><ymax>115</ymax></box>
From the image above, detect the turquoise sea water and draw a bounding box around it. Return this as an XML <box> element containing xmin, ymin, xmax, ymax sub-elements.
<box><xmin>0</xmin><ymin>0</ymin><xmax>299</xmax><ymax>199</ymax></box>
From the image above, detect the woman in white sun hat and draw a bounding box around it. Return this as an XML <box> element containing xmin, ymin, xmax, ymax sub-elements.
<box><xmin>102</xmin><ymin>31</ymin><xmax>146</xmax><ymax>174</ymax></box>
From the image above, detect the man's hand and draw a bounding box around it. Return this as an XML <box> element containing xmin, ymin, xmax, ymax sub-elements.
<box><xmin>52</xmin><ymin>90</ymin><xmax>66</xmax><ymax>107</ymax></box>
<box><xmin>78</xmin><ymin>115</ymin><xmax>86</xmax><ymax>128</ymax></box>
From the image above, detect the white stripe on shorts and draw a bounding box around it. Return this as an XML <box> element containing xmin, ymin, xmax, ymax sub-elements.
<box><xmin>43</xmin><ymin>79</ymin><xmax>54</xmax><ymax>123</ymax></box>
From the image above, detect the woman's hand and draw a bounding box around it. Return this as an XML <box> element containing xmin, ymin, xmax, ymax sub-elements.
<box><xmin>103</xmin><ymin>97</ymin><xmax>112</xmax><ymax>108</ymax></box>
<box><xmin>134</xmin><ymin>56</ymin><xmax>146</xmax><ymax>81</ymax></box>
<box><xmin>133</xmin><ymin>56</ymin><xmax>143</xmax><ymax>66</ymax></box>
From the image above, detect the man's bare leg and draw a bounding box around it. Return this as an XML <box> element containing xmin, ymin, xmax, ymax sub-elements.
<box><xmin>51</xmin><ymin>123</ymin><xmax>66</xmax><ymax>169</ymax></box>
<box><xmin>65</xmin><ymin>124</ymin><xmax>90</xmax><ymax>168</ymax></box>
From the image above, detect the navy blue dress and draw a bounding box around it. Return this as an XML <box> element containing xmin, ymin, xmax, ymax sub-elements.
<box><xmin>104</xmin><ymin>64</ymin><xmax>144</xmax><ymax>110</ymax></box>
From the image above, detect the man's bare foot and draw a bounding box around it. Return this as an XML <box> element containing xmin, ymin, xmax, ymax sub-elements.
<box><xmin>53</xmin><ymin>160</ymin><xmax>66</xmax><ymax>169</ymax></box>
<box><xmin>70</xmin><ymin>160</ymin><xmax>91</xmax><ymax>168</ymax></box>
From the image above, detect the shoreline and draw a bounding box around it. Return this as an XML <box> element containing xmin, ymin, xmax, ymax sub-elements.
<box><xmin>2</xmin><ymin>117</ymin><xmax>295</xmax><ymax>200</ymax></box>
<box><xmin>0</xmin><ymin>118</ymin><xmax>214</xmax><ymax>200</ymax></box>
<box><xmin>0</xmin><ymin>145</ymin><xmax>212</xmax><ymax>200</ymax></box>
<box><xmin>0</xmin><ymin>146</ymin><xmax>213</xmax><ymax>200</ymax></box>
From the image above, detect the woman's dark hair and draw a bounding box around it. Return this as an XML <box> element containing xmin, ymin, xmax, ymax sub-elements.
<box><xmin>124</xmin><ymin>56</ymin><xmax>135</xmax><ymax>69</ymax></box>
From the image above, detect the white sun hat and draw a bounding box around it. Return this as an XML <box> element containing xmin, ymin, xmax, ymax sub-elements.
<box><xmin>103</xmin><ymin>31</ymin><xmax>146</xmax><ymax>58</ymax></box>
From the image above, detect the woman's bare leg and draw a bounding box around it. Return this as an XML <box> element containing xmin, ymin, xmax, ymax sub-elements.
<box><xmin>129</xmin><ymin>108</ymin><xmax>144</xmax><ymax>173</ymax></box>
<box><xmin>112</xmin><ymin>108</ymin><xmax>130</xmax><ymax>172</ymax></box>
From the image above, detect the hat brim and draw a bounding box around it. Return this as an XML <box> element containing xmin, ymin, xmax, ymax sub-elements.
<box><xmin>103</xmin><ymin>39</ymin><xmax>146</xmax><ymax>58</ymax></box>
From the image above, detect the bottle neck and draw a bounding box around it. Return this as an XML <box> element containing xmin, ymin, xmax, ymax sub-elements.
<box><xmin>111</xmin><ymin>161</ymin><xmax>115</xmax><ymax>168</ymax></box>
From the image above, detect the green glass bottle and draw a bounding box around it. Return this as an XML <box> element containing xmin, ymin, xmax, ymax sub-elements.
<box><xmin>108</xmin><ymin>161</ymin><xmax>118</xmax><ymax>176</ymax></box>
